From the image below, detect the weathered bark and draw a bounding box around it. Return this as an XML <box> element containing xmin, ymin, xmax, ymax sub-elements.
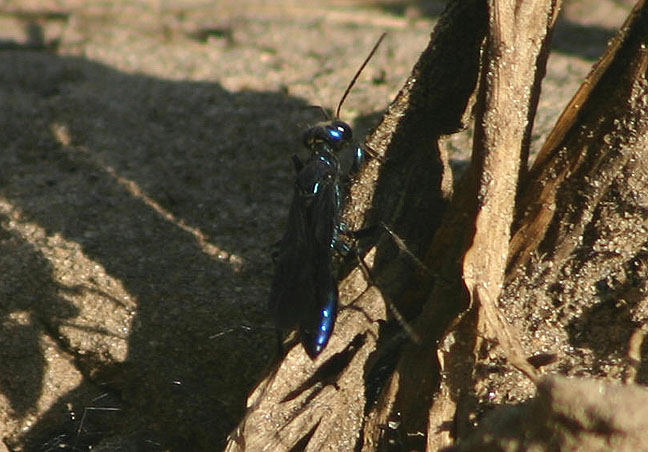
<box><xmin>226</xmin><ymin>0</ymin><xmax>648</xmax><ymax>450</ymax></box>
<box><xmin>401</xmin><ymin>0</ymin><xmax>560</xmax><ymax>449</ymax></box>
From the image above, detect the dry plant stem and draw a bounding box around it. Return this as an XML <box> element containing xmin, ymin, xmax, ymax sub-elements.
<box><xmin>360</xmin><ymin>1</ymin><xmax>490</xmax><ymax>450</ymax></box>
<box><xmin>424</xmin><ymin>0</ymin><xmax>561</xmax><ymax>449</ymax></box>
<box><xmin>464</xmin><ymin>0</ymin><xmax>560</xmax><ymax>379</ymax></box>
<box><xmin>508</xmin><ymin>0</ymin><xmax>648</xmax><ymax>272</ymax></box>
<box><xmin>503</xmin><ymin>0</ymin><xmax>648</xmax><ymax>354</ymax></box>
<box><xmin>479</xmin><ymin>0</ymin><xmax>648</xmax><ymax>446</ymax></box>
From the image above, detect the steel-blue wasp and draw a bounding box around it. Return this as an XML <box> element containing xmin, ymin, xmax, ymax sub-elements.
<box><xmin>269</xmin><ymin>34</ymin><xmax>386</xmax><ymax>359</ymax></box>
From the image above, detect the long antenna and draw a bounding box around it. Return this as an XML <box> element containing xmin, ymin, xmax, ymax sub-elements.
<box><xmin>335</xmin><ymin>32</ymin><xmax>387</xmax><ymax>119</ymax></box>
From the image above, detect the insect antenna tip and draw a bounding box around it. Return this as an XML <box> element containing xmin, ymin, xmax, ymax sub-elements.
<box><xmin>335</xmin><ymin>32</ymin><xmax>387</xmax><ymax>119</ymax></box>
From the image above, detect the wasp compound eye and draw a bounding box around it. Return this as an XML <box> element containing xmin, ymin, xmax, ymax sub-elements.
<box><xmin>329</xmin><ymin>120</ymin><xmax>352</xmax><ymax>144</ymax></box>
<box><xmin>303</xmin><ymin>120</ymin><xmax>353</xmax><ymax>151</ymax></box>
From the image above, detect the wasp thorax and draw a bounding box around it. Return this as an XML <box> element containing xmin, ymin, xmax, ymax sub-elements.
<box><xmin>303</xmin><ymin>120</ymin><xmax>353</xmax><ymax>151</ymax></box>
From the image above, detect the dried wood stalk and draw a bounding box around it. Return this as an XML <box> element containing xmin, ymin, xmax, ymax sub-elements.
<box><xmin>424</xmin><ymin>0</ymin><xmax>560</xmax><ymax>449</ymax></box>
<box><xmin>355</xmin><ymin>4</ymin><xmax>495</xmax><ymax>451</ymax></box>
<box><xmin>463</xmin><ymin>0</ymin><xmax>560</xmax><ymax>379</ymax></box>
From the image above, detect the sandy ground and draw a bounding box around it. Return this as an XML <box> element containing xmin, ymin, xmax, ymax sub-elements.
<box><xmin>0</xmin><ymin>0</ymin><xmax>634</xmax><ymax>450</ymax></box>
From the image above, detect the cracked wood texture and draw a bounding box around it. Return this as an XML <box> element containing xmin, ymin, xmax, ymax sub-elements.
<box><xmin>226</xmin><ymin>0</ymin><xmax>648</xmax><ymax>451</ymax></box>
<box><xmin>384</xmin><ymin>0</ymin><xmax>561</xmax><ymax>450</ymax></box>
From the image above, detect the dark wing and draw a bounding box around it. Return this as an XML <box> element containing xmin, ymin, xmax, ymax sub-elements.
<box><xmin>269</xmin><ymin>180</ymin><xmax>317</xmax><ymax>330</ymax></box>
<box><xmin>269</xmin><ymin>154</ymin><xmax>341</xmax><ymax>358</ymax></box>
<box><xmin>298</xmin><ymin>161</ymin><xmax>339</xmax><ymax>358</ymax></box>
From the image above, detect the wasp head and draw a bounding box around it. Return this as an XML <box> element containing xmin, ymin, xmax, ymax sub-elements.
<box><xmin>303</xmin><ymin>120</ymin><xmax>353</xmax><ymax>152</ymax></box>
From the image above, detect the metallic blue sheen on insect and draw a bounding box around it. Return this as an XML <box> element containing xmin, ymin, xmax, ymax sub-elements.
<box><xmin>269</xmin><ymin>120</ymin><xmax>364</xmax><ymax>358</ymax></box>
<box><xmin>268</xmin><ymin>34</ymin><xmax>386</xmax><ymax>359</ymax></box>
